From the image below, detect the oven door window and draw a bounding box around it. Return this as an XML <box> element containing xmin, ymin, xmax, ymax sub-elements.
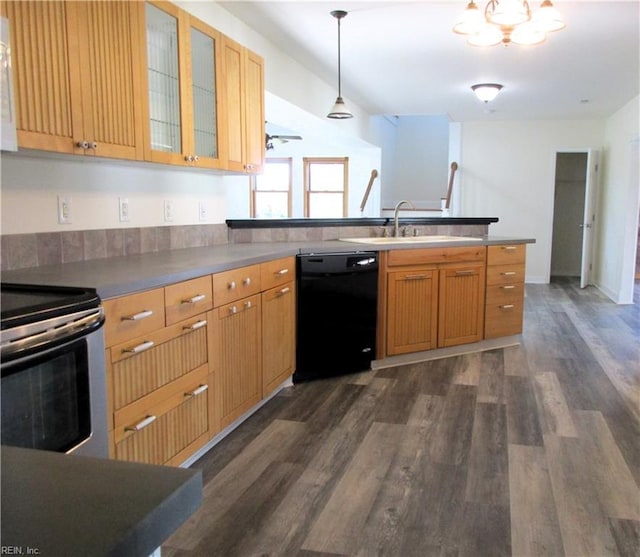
<box><xmin>1</xmin><ymin>338</ymin><xmax>91</xmax><ymax>453</ymax></box>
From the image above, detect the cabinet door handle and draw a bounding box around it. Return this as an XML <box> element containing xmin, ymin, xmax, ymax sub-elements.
<box><xmin>243</xmin><ymin>277</ymin><xmax>251</xmax><ymax>286</ymax></box>
<box><xmin>193</xmin><ymin>155</ymin><xmax>199</xmax><ymax>162</ymax></box>
<box><xmin>455</xmin><ymin>270</ymin><xmax>475</xmax><ymax>276</ymax></box>
<box><xmin>276</xmin><ymin>268</ymin><xmax>289</xmax><ymax>275</ymax></box>
<box><xmin>90</xmin><ymin>141</ymin><xmax>97</xmax><ymax>150</ymax></box>
<box><xmin>228</xmin><ymin>281</ymin><xmax>236</xmax><ymax>290</ymax></box>
<box><xmin>77</xmin><ymin>140</ymin><xmax>89</xmax><ymax>149</ymax></box>
<box><xmin>125</xmin><ymin>415</ymin><xmax>156</xmax><ymax>432</ymax></box>
<box><xmin>183</xmin><ymin>320</ymin><xmax>207</xmax><ymax>331</ymax></box>
<box><xmin>405</xmin><ymin>274</ymin><xmax>428</xmax><ymax>280</ymax></box>
<box><xmin>121</xmin><ymin>310</ymin><xmax>153</xmax><ymax>321</ymax></box>
<box><xmin>501</xmin><ymin>285</ymin><xmax>516</xmax><ymax>290</ymax></box>
<box><xmin>229</xmin><ymin>305</ymin><xmax>238</xmax><ymax>314</ymax></box>
<box><xmin>500</xmin><ymin>304</ymin><xmax>515</xmax><ymax>310</ymax></box>
<box><xmin>277</xmin><ymin>287</ymin><xmax>291</xmax><ymax>296</ymax></box>
<box><xmin>501</xmin><ymin>271</ymin><xmax>517</xmax><ymax>276</ymax></box>
<box><xmin>244</xmin><ymin>300</ymin><xmax>252</xmax><ymax>309</ymax></box>
<box><xmin>122</xmin><ymin>340</ymin><xmax>154</xmax><ymax>354</ymax></box>
<box><xmin>502</xmin><ymin>246</ymin><xmax>517</xmax><ymax>251</ymax></box>
<box><xmin>185</xmin><ymin>384</ymin><xmax>208</xmax><ymax>397</ymax></box>
<box><xmin>181</xmin><ymin>294</ymin><xmax>206</xmax><ymax>304</ymax></box>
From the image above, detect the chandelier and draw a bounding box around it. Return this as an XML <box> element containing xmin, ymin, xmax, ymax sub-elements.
<box><xmin>453</xmin><ymin>0</ymin><xmax>565</xmax><ymax>46</ymax></box>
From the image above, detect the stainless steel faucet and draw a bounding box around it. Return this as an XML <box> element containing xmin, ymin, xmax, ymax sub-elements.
<box><xmin>393</xmin><ymin>200</ymin><xmax>415</xmax><ymax>237</ymax></box>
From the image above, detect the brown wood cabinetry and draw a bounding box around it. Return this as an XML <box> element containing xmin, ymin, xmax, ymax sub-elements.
<box><xmin>1</xmin><ymin>1</ymin><xmax>144</xmax><ymax>160</ymax></box>
<box><xmin>261</xmin><ymin>257</ymin><xmax>296</xmax><ymax>397</ymax></box>
<box><xmin>103</xmin><ymin>278</ymin><xmax>217</xmax><ymax>466</ymax></box>
<box><xmin>485</xmin><ymin>244</ymin><xmax>527</xmax><ymax>338</ymax></box>
<box><xmin>222</xmin><ymin>36</ymin><xmax>265</xmax><ymax>173</ymax></box>
<box><xmin>381</xmin><ymin>246</ymin><xmax>487</xmax><ymax>357</ymax></box>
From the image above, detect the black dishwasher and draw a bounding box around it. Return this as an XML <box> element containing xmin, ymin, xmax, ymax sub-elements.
<box><xmin>294</xmin><ymin>251</ymin><xmax>378</xmax><ymax>383</ymax></box>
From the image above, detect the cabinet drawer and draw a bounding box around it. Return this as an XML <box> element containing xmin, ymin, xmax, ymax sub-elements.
<box><xmin>213</xmin><ymin>264</ymin><xmax>261</xmax><ymax>306</ymax></box>
<box><xmin>103</xmin><ymin>288</ymin><xmax>165</xmax><ymax>347</ymax></box>
<box><xmin>165</xmin><ymin>276</ymin><xmax>213</xmax><ymax>325</ymax></box>
<box><xmin>261</xmin><ymin>256</ymin><xmax>295</xmax><ymax>291</ymax></box>
<box><xmin>485</xmin><ymin>301</ymin><xmax>524</xmax><ymax>338</ymax></box>
<box><xmin>109</xmin><ymin>316</ymin><xmax>209</xmax><ymax>409</ymax></box>
<box><xmin>485</xmin><ymin>283</ymin><xmax>525</xmax><ymax>305</ymax></box>
<box><xmin>487</xmin><ymin>244</ymin><xmax>526</xmax><ymax>266</ymax></box>
<box><xmin>486</xmin><ymin>263</ymin><xmax>526</xmax><ymax>285</ymax></box>
<box><xmin>114</xmin><ymin>366</ymin><xmax>210</xmax><ymax>465</ymax></box>
<box><xmin>387</xmin><ymin>246</ymin><xmax>486</xmax><ymax>267</ymax></box>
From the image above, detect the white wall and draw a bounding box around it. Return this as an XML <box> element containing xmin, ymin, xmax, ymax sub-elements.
<box><xmin>598</xmin><ymin>95</ymin><xmax>640</xmax><ymax>303</ymax></box>
<box><xmin>459</xmin><ymin>119</ymin><xmax>604</xmax><ymax>283</ymax></box>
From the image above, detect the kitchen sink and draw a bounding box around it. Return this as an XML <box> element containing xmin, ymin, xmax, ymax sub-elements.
<box><xmin>339</xmin><ymin>235</ymin><xmax>484</xmax><ymax>244</ymax></box>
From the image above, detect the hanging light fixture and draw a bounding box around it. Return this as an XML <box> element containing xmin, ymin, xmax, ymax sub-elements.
<box><xmin>327</xmin><ymin>10</ymin><xmax>353</xmax><ymax>119</ymax></box>
<box><xmin>453</xmin><ymin>0</ymin><xmax>565</xmax><ymax>46</ymax></box>
<box><xmin>471</xmin><ymin>83</ymin><xmax>503</xmax><ymax>102</ymax></box>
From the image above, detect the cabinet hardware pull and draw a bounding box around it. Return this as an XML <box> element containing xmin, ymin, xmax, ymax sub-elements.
<box><xmin>500</xmin><ymin>304</ymin><xmax>515</xmax><ymax>310</ymax></box>
<box><xmin>502</xmin><ymin>246</ymin><xmax>517</xmax><ymax>250</ymax></box>
<box><xmin>501</xmin><ymin>285</ymin><xmax>515</xmax><ymax>290</ymax></box>
<box><xmin>122</xmin><ymin>340</ymin><xmax>154</xmax><ymax>354</ymax></box>
<box><xmin>125</xmin><ymin>415</ymin><xmax>156</xmax><ymax>432</ymax></box>
<box><xmin>121</xmin><ymin>310</ymin><xmax>153</xmax><ymax>321</ymax></box>
<box><xmin>501</xmin><ymin>271</ymin><xmax>517</xmax><ymax>276</ymax></box>
<box><xmin>228</xmin><ymin>281</ymin><xmax>236</xmax><ymax>290</ymax></box>
<box><xmin>183</xmin><ymin>320</ymin><xmax>207</xmax><ymax>331</ymax></box>
<box><xmin>405</xmin><ymin>274</ymin><xmax>427</xmax><ymax>280</ymax></box>
<box><xmin>276</xmin><ymin>268</ymin><xmax>289</xmax><ymax>275</ymax></box>
<box><xmin>229</xmin><ymin>306</ymin><xmax>237</xmax><ymax>314</ymax></box>
<box><xmin>77</xmin><ymin>140</ymin><xmax>89</xmax><ymax>149</ymax></box>
<box><xmin>193</xmin><ymin>155</ymin><xmax>199</xmax><ymax>162</ymax></box>
<box><xmin>184</xmin><ymin>155</ymin><xmax>193</xmax><ymax>162</ymax></box>
<box><xmin>277</xmin><ymin>287</ymin><xmax>290</xmax><ymax>296</ymax></box>
<box><xmin>244</xmin><ymin>300</ymin><xmax>252</xmax><ymax>309</ymax></box>
<box><xmin>455</xmin><ymin>270</ymin><xmax>475</xmax><ymax>276</ymax></box>
<box><xmin>243</xmin><ymin>277</ymin><xmax>251</xmax><ymax>286</ymax></box>
<box><xmin>185</xmin><ymin>384</ymin><xmax>208</xmax><ymax>397</ymax></box>
<box><xmin>181</xmin><ymin>294</ymin><xmax>206</xmax><ymax>304</ymax></box>
<box><xmin>90</xmin><ymin>141</ymin><xmax>97</xmax><ymax>150</ymax></box>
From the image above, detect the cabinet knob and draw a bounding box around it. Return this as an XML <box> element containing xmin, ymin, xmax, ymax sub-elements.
<box><xmin>229</xmin><ymin>305</ymin><xmax>237</xmax><ymax>314</ymax></box>
<box><xmin>77</xmin><ymin>140</ymin><xmax>89</xmax><ymax>149</ymax></box>
<box><xmin>244</xmin><ymin>300</ymin><xmax>252</xmax><ymax>309</ymax></box>
<box><xmin>193</xmin><ymin>155</ymin><xmax>199</xmax><ymax>162</ymax></box>
<box><xmin>228</xmin><ymin>281</ymin><xmax>236</xmax><ymax>290</ymax></box>
<box><xmin>185</xmin><ymin>155</ymin><xmax>193</xmax><ymax>162</ymax></box>
<box><xmin>243</xmin><ymin>277</ymin><xmax>251</xmax><ymax>286</ymax></box>
<box><xmin>90</xmin><ymin>141</ymin><xmax>97</xmax><ymax>150</ymax></box>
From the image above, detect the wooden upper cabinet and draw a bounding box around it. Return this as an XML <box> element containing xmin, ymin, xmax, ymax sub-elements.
<box><xmin>2</xmin><ymin>1</ymin><xmax>143</xmax><ymax>159</ymax></box>
<box><xmin>139</xmin><ymin>1</ymin><xmax>225</xmax><ymax>169</ymax></box>
<box><xmin>222</xmin><ymin>36</ymin><xmax>264</xmax><ymax>174</ymax></box>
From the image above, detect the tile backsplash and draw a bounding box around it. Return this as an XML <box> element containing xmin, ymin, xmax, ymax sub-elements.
<box><xmin>1</xmin><ymin>222</ymin><xmax>488</xmax><ymax>271</ymax></box>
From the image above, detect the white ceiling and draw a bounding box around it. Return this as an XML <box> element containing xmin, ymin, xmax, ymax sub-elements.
<box><xmin>220</xmin><ymin>1</ymin><xmax>639</xmax><ymax>122</ymax></box>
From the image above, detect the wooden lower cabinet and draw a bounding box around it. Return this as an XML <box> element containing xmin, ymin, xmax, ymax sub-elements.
<box><xmin>438</xmin><ymin>262</ymin><xmax>485</xmax><ymax>347</ymax></box>
<box><xmin>261</xmin><ymin>280</ymin><xmax>295</xmax><ymax>397</ymax></box>
<box><xmin>216</xmin><ymin>294</ymin><xmax>262</xmax><ymax>429</ymax></box>
<box><xmin>386</xmin><ymin>268</ymin><xmax>438</xmax><ymax>355</ymax></box>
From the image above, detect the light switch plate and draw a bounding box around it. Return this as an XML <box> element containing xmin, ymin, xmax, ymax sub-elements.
<box><xmin>119</xmin><ymin>197</ymin><xmax>130</xmax><ymax>222</ymax></box>
<box><xmin>164</xmin><ymin>200</ymin><xmax>174</xmax><ymax>222</ymax></box>
<box><xmin>57</xmin><ymin>195</ymin><xmax>72</xmax><ymax>224</ymax></box>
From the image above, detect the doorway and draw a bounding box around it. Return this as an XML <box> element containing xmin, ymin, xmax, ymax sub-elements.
<box><xmin>550</xmin><ymin>151</ymin><xmax>597</xmax><ymax>286</ymax></box>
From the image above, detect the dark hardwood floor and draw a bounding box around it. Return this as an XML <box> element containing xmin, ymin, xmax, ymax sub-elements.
<box><xmin>163</xmin><ymin>279</ymin><xmax>640</xmax><ymax>557</ymax></box>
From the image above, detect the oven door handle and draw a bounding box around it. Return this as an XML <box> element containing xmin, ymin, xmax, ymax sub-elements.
<box><xmin>1</xmin><ymin>307</ymin><xmax>104</xmax><ymax>359</ymax></box>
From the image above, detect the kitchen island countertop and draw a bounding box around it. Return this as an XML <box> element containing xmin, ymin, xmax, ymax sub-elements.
<box><xmin>1</xmin><ymin>236</ymin><xmax>535</xmax><ymax>300</ymax></box>
<box><xmin>1</xmin><ymin>446</ymin><xmax>202</xmax><ymax>557</ymax></box>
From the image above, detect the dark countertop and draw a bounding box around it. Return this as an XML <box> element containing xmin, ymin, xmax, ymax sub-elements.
<box><xmin>226</xmin><ymin>216</ymin><xmax>499</xmax><ymax>228</ymax></box>
<box><xmin>1</xmin><ymin>446</ymin><xmax>202</xmax><ymax>557</ymax></box>
<box><xmin>1</xmin><ymin>236</ymin><xmax>535</xmax><ymax>300</ymax></box>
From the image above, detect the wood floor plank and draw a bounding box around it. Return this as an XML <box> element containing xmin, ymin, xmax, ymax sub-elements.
<box><xmin>608</xmin><ymin>518</ymin><xmax>640</xmax><ymax>557</ymax></box>
<box><xmin>451</xmin><ymin>352</ymin><xmax>482</xmax><ymax>385</ymax></box>
<box><xmin>464</xmin><ymin>402</ymin><xmax>509</xmax><ymax>506</ymax></box>
<box><xmin>503</xmin><ymin>344</ymin><xmax>531</xmax><ymax>377</ymax></box>
<box><xmin>508</xmin><ymin>444</ymin><xmax>565</xmax><ymax>557</ymax></box>
<box><xmin>451</xmin><ymin>501</ymin><xmax>512</xmax><ymax>557</ymax></box>
<box><xmin>532</xmin><ymin>371</ymin><xmax>578</xmax><ymax>437</ymax></box>
<box><xmin>301</xmin><ymin>422</ymin><xmax>404</xmax><ymax>555</ymax></box>
<box><xmin>505</xmin><ymin>375</ymin><xmax>544</xmax><ymax>446</ymax></box>
<box><xmin>477</xmin><ymin>349</ymin><xmax>505</xmax><ymax>404</ymax></box>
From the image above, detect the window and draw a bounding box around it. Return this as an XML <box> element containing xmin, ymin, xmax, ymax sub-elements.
<box><xmin>251</xmin><ymin>158</ymin><xmax>292</xmax><ymax>218</ymax></box>
<box><xmin>304</xmin><ymin>157</ymin><xmax>348</xmax><ymax>218</ymax></box>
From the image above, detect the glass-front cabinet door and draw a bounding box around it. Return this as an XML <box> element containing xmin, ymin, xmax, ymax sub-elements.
<box><xmin>141</xmin><ymin>1</ymin><xmax>224</xmax><ymax>168</ymax></box>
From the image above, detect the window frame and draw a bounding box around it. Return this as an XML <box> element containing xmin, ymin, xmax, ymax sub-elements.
<box><xmin>303</xmin><ymin>157</ymin><xmax>349</xmax><ymax>218</ymax></box>
<box><xmin>250</xmin><ymin>157</ymin><xmax>293</xmax><ymax>218</ymax></box>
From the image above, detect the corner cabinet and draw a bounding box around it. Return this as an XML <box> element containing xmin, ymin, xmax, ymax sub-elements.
<box><xmin>2</xmin><ymin>0</ymin><xmax>144</xmax><ymax>160</ymax></box>
<box><xmin>381</xmin><ymin>246</ymin><xmax>487</xmax><ymax>358</ymax></box>
<box><xmin>222</xmin><ymin>36</ymin><xmax>265</xmax><ymax>174</ymax></box>
<box><xmin>139</xmin><ymin>1</ymin><xmax>226</xmax><ymax>169</ymax></box>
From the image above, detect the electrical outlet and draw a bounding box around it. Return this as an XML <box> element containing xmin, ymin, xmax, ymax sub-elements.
<box><xmin>198</xmin><ymin>201</ymin><xmax>208</xmax><ymax>222</ymax></box>
<box><xmin>164</xmin><ymin>200</ymin><xmax>174</xmax><ymax>222</ymax></box>
<box><xmin>119</xmin><ymin>197</ymin><xmax>130</xmax><ymax>222</ymax></box>
<box><xmin>57</xmin><ymin>195</ymin><xmax>72</xmax><ymax>224</ymax></box>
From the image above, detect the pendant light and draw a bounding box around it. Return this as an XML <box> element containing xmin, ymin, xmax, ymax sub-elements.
<box><xmin>327</xmin><ymin>10</ymin><xmax>353</xmax><ymax>119</ymax></box>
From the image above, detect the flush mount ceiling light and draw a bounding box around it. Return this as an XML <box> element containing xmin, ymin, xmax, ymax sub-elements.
<box><xmin>471</xmin><ymin>83</ymin><xmax>504</xmax><ymax>102</ymax></box>
<box><xmin>453</xmin><ymin>0</ymin><xmax>565</xmax><ymax>46</ymax></box>
<box><xmin>327</xmin><ymin>10</ymin><xmax>353</xmax><ymax>119</ymax></box>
